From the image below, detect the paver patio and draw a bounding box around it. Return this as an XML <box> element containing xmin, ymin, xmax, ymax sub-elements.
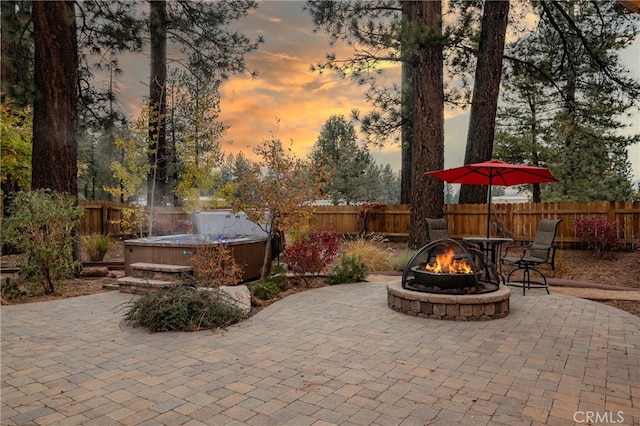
<box><xmin>2</xmin><ymin>280</ymin><xmax>639</xmax><ymax>425</ymax></box>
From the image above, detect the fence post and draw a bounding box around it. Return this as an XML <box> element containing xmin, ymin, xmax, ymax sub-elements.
<box><xmin>608</xmin><ymin>201</ymin><xmax>616</xmax><ymax>222</ymax></box>
<box><xmin>102</xmin><ymin>203</ymin><xmax>108</xmax><ymax>235</ymax></box>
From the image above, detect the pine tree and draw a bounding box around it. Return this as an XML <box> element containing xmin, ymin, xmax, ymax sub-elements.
<box><xmin>168</xmin><ymin>69</ymin><xmax>226</xmax><ymax>210</ymax></box>
<box><xmin>310</xmin><ymin>115</ymin><xmax>371</xmax><ymax>205</ymax></box>
<box><xmin>144</xmin><ymin>0</ymin><xmax>262</xmax><ymax>206</ymax></box>
<box><xmin>495</xmin><ymin>0</ymin><xmax>639</xmax><ymax>202</ymax></box>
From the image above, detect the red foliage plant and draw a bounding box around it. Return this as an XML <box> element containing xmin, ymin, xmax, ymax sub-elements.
<box><xmin>173</xmin><ymin>219</ymin><xmax>193</xmax><ymax>234</ymax></box>
<box><xmin>152</xmin><ymin>219</ymin><xmax>172</xmax><ymax>236</ymax></box>
<box><xmin>573</xmin><ymin>217</ymin><xmax>623</xmax><ymax>257</ymax></box>
<box><xmin>283</xmin><ymin>229</ymin><xmax>340</xmax><ymax>286</ymax></box>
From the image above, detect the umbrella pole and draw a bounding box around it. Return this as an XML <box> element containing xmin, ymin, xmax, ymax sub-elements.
<box><xmin>486</xmin><ymin>179</ymin><xmax>492</xmax><ymax>239</ymax></box>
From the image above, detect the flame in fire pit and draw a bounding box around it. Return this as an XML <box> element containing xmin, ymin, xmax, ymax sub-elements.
<box><xmin>424</xmin><ymin>248</ymin><xmax>473</xmax><ymax>274</ymax></box>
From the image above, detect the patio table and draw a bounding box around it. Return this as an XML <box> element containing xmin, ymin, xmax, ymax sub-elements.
<box><xmin>463</xmin><ymin>237</ymin><xmax>513</xmax><ymax>282</ymax></box>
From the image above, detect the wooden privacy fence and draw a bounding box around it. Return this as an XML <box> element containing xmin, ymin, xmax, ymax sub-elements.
<box><xmin>79</xmin><ymin>201</ymin><xmax>189</xmax><ymax>236</ymax></box>
<box><xmin>80</xmin><ymin>200</ymin><xmax>640</xmax><ymax>249</ymax></box>
<box><xmin>310</xmin><ymin>201</ymin><xmax>640</xmax><ymax>249</ymax></box>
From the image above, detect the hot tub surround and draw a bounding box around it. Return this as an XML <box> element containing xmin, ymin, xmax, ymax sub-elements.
<box><xmin>124</xmin><ymin>211</ymin><xmax>270</xmax><ymax>283</ymax></box>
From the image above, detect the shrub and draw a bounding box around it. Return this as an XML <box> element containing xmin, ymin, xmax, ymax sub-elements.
<box><xmin>152</xmin><ymin>219</ymin><xmax>172</xmax><ymax>236</ymax></box>
<box><xmin>268</xmin><ymin>262</ymin><xmax>290</xmax><ymax>292</ymax></box>
<box><xmin>1</xmin><ymin>277</ymin><xmax>27</xmax><ymax>302</ymax></box>
<box><xmin>121</xmin><ymin>286</ymin><xmax>244</xmax><ymax>332</ymax></box>
<box><xmin>326</xmin><ymin>254</ymin><xmax>369</xmax><ymax>285</ymax></box>
<box><xmin>2</xmin><ymin>190</ymin><xmax>83</xmax><ymax>294</ymax></box>
<box><xmin>173</xmin><ymin>219</ymin><xmax>193</xmax><ymax>234</ymax></box>
<box><xmin>112</xmin><ymin>206</ymin><xmax>147</xmax><ymax>238</ymax></box>
<box><xmin>574</xmin><ymin>217</ymin><xmax>623</xmax><ymax>257</ymax></box>
<box><xmin>81</xmin><ymin>234</ymin><xmax>112</xmax><ymax>261</ymax></box>
<box><xmin>392</xmin><ymin>249</ymin><xmax>414</xmax><ymax>272</ymax></box>
<box><xmin>283</xmin><ymin>229</ymin><xmax>340</xmax><ymax>287</ymax></box>
<box><xmin>250</xmin><ymin>280</ymin><xmax>280</xmax><ymax>300</ymax></box>
<box><xmin>191</xmin><ymin>244</ymin><xmax>244</xmax><ymax>287</ymax></box>
<box><xmin>343</xmin><ymin>238</ymin><xmax>392</xmax><ymax>272</ymax></box>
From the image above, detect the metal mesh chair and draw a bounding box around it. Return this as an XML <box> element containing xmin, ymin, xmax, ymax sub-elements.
<box><xmin>501</xmin><ymin>219</ymin><xmax>562</xmax><ymax>295</ymax></box>
<box><xmin>425</xmin><ymin>218</ymin><xmax>449</xmax><ymax>242</ymax></box>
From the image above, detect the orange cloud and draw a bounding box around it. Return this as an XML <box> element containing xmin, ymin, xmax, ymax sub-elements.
<box><xmin>113</xmin><ymin>1</ymin><xmax>639</xmax><ymax>181</ymax></box>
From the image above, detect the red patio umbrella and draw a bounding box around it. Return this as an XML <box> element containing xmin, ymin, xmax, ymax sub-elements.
<box><xmin>426</xmin><ymin>159</ymin><xmax>558</xmax><ymax>238</ymax></box>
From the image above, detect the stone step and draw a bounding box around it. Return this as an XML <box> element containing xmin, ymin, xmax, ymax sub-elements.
<box><xmin>117</xmin><ymin>276</ymin><xmax>180</xmax><ymax>294</ymax></box>
<box><xmin>130</xmin><ymin>262</ymin><xmax>194</xmax><ymax>273</ymax></box>
<box><xmin>130</xmin><ymin>262</ymin><xmax>194</xmax><ymax>281</ymax></box>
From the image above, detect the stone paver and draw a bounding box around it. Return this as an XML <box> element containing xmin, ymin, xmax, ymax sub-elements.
<box><xmin>2</xmin><ymin>281</ymin><xmax>639</xmax><ymax>425</ymax></box>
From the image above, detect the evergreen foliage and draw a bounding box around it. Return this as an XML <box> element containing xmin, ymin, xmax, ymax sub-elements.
<box><xmin>326</xmin><ymin>254</ymin><xmax>369</xmax><ymax>285</ymax></box>
<box><xmin>121</xmin><ymin>286</ymin><xmax>245</xmax><ymax>332</ymax></box>
<box><xmin>250</xmin><ymin>281</ymin><xmax>280</xmax><ymax>301</ymax></box>
<box><xmin>310</xmin><ymin>115</ymin><xmax>372</xmax><ymax>204</ymax></box>
<box><xmin>167</xmin><ymin>69</ymin><xmax>226</xmax><ymax>210</ymax></box>
<box><xmin>495</xmin><ymin>1</ymin><xmax>639</xmax><ymax>202</ymax></box>
<box><xmin>309</xmin><ymin>115</ymin><xmax>401</xmax><ymax>204</ymax></box>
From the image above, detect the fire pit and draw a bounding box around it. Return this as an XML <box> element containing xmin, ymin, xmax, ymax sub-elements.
<box><xmin>411</xmin><ymin>266</ymin><xmax>478</xmax><ymax>290</ymax></box>
<box><xmin>402</xmin><ymin>238</ymin><xmax>499</xmax><ymax>294</ymax></box>
<box><xmin>388</xmin><ymin>238</ymin><xmax>510</xmax><ymax>320</ymax></box>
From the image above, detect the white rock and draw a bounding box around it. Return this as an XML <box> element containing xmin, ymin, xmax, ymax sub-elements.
<box><xmin>199</xmin><ymin>285</ymin><xmax>251</xmax><ymax>315</ymax></box>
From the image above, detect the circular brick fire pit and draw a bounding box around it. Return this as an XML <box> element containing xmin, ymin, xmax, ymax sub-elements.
<box><xmin>387</xmin><ymin>281</ymin><xmax>510</xmax><ymax>321</ymax></box>
<box><xmin>389</xmin><ymin>238</ymin><xmax>510</xmax><ymax>320</ymax></box>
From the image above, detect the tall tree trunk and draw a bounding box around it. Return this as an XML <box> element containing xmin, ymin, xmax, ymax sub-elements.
<box><xmin>148</xmin><ymin>0</ymin><xmax>169</xmax><ymax>207</ymax></box>
<box><xmin>530</xmin><ymin>106</ymin><xmax>542</xmax><ymax>203</ymax></box>
<box><xmin>408</xmin><ymin>0</ymin><xmax>444</xmax><ymax>249</ymax></box>
<box><xmin>32</xmin><ymin>1</ymin><xmax>78</xmax><ymax>195</ymax></box>
<box><xmin>32</xmin><ymin>1</ymin><xmax>80</xmax><ymax>271</ymax></box>
<box><xmin>400</xmin><ymin>1</ymin><xmax>414</xmax><ymax>205</ymax></box>
<box><xmin>559</xmin><ymin>2</ymin><xmax>576</xmax><ymax>199</ymax></box>
<box><xmin>1</xmin><ymin>1</ymin><xmax>17</xmax><ymax>103</ymax></box>
<box><xmin>459</xmin><ymin>0</ymin><xmax>510</xmax><ymax>204</ymax></box>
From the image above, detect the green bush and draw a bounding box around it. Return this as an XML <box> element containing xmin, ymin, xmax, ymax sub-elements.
<box><xmin>1</xmin><ymin>277</ymin><xmax>27</xmax><ymax>301</ymax></box>
<box><xmin>250</xmin><ymin>280</ymin><xmax>280</xmax><ymax>300</ymax></box>
<box><xmin>269</xmin><ymin>263</ymin><xmax>290</xmax><ymax>292</ymax></box>
<box><xmin>81</xmin><ymin>234</ymin><xmax>112</xmax><ymax>262</ymax></box>
<box><xmin>121</xmin><ymin>286</ymin><xmax>244</xmax><ymax>332</ymax></box>
<box><xmin>326</xmin><ymin>254</ymin><xmax>369</xmax><ymax>285</ymax></box>
<box><xmin>2</xmin><ymin>190</ymin><xmax>83</xmax><ymax>294</ymax></box>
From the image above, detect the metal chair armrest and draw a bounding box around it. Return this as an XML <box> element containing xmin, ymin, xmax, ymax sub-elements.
<box><xmin>502</xmin><ymin>244</ymin><xmax>524</xmax><ymax>258</ymax></box>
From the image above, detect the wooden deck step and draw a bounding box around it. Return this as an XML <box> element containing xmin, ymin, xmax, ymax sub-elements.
<box><xmin>117</xmin><ymin>276</ymin><xmax>180</xmax><ymax>294</ymax></box>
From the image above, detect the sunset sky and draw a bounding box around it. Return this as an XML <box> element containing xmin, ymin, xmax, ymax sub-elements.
<box><xmin>115</xmin><ymin>1</ymin><xmax>640</xmax><ymax>182</ymax></box>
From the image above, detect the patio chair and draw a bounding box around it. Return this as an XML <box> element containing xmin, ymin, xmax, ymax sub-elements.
<box><xmin>425</xmin><ymin>218</ymin><xmax>449</xmax><ymax>242</ymax></box>
<box><xmin>501</xmin><ymin>218</ymin><xmax>562</xmax><ymax>295</ymax></box>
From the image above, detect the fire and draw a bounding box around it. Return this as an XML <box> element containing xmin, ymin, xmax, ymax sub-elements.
<box><xmin>424</xmin><ymin>249</ymin><xmax>473</xmax><ymax>274</ymax></box>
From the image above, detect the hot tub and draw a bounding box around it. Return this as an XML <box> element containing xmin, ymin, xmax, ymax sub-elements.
<box><xmin>124</xmin><ymin>211</ymin><xmax>270</xmax><ymax>282</ymax></box>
